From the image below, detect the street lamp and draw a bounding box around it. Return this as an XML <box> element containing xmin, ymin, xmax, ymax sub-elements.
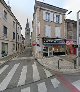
<box><xmin>65</xmin><ymin>11</ymin><xmax>72</xmax><ymax>39</ymax></box>
<box><xmin>67</xmin><ymin>11</ymin><xmax>72</xmax><ymax>15</ymax></box>
<box><xmin>77</xmin><ymin>10</ymin><xmax>80</xmax><ymax>66</ymax></box>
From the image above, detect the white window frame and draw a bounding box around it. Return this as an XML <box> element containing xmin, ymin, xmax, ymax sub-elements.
<box><xmin>56</xmin><ymin>15</ymin><xmax>60</xmax><ymax>23</ymax></box>
<box><xmin>45</xmin><ymin>12</ymin><xmax>50</xmax><ymax>22</ymax></box>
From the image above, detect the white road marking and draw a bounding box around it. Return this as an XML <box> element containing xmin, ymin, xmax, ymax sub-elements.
<box><xmin>18</xmin><ymin>66</ymin><xmax>27</xmax><ymax>86</ymax></box>
<box><xmin>37</xmin><ymin>82</ymin><xmax>47</xmax><ymax>92</ymax></box>
<box><xmin>72</xmin><ymin>80</ymin><xmax>80</xmax><ymax>91</ymax></box>
<box><xmin>0</xmin><ymin>63</ymin><xmax>20</xmax><ymax>91</ymax></box>
<box><xmin>32</xmin><ymin>62</ymin><xmax>40</xmax><ymax>81</ymax></box>
<box><xmin>0</xmin><ymin>65</ymin><xmax>9</xmax><ymax>75</ymax></box>
<box><xmin>51</xmin><ymin>78</ymin><xmax>60</xmax><ymax>88</ymax></box>
<box><xmin>43</xmin><ymin>68</ymin><xmax>52</xmax><ymax>78</ymax></box>
<box><xmin>21</xmin><ymin>87</ymin><xmax>30</xmax><ymax>92</ymax></box>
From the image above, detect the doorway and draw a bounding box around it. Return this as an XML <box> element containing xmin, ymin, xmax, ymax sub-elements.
<box><xmin>48</xmin><ymin>47</ymin><xmax>53</xmax><ymax>56</ymax></box>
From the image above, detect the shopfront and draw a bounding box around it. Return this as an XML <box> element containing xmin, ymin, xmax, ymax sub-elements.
<box><xmin>66</xmin><ymin>40</ymin><xmax>77</xmax><ymax>55</ymax></box>
<box><xmin>42</xmin><ymin>37</ymin><xmax>66</xmax><ymax>57</ymax></box>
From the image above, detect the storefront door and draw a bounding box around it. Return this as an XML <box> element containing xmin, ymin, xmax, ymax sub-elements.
<box><xmin>48</xmin><ymin>47</ymin><xmax>53</xmax><ymax>56</ymax></box>
<box><xmin>2</xmin><ymin>42</ymin><xmax>8</xmax><ymax>57</ymax></box>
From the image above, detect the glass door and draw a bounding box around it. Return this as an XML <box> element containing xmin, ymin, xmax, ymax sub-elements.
<box><xmin>48</xmin><ymin>47</ymin><xmax>53</xmax><ymax>56</ymax></box>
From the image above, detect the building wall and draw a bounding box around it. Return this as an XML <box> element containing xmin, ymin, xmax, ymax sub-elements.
<box><xmin>0</xmin><ymin>1</ymin><xmax>22</xmax><ymax>58</ymax></box>
<box><xmin>65</xmin><ymin>19</ymin><xmax>77</xmax><ymax>41</ymax></box>
<box><xmin>36</xmin><ymin>8</ymin><xmax>65</xmax><ymax>38</ymax></box>
<box><xmin>32</xmin><ymin>5</ymin><xmax>66</xmax><ymax>58</ymax></box>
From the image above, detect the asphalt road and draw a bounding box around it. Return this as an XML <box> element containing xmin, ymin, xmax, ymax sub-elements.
<box><xmin>0</xmin><ymin>48</ymin><xmax>80</xmax><ymax>92</ymax></box>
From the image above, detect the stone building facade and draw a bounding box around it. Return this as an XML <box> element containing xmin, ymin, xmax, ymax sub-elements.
<box><xmin>25</xmin><ymin>19</ymin><xmax>30</xmax><ymax>47</ymax></box>
<box><xmin>32</xmin><ymin>1</ymin><xmax>67</xmax><ymax>58</ymax></box>
<box><xmin>0</xmin><ymin>0</ymin><xmax>22</xmax><ymax>58</ymax></box>
<box><xmin>65</xmin><ymin>19</ymin><xmax>77</xmax><ymax>41</ymax></box>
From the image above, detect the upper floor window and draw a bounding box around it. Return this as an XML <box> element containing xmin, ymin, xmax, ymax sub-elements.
<box><xmin>3</xmin><ymin>26</ymin><xmax>7</xmax><ymax>38</ymax></box>
<box><xmin>4</xmin><ymin>10</ymin><xmax>7</xmax><ymax>20</ymax></box>
<box><xmin>13</xmin><ymin>32</ymin><xmax>15</xmax><ymax>39</ymax></box>
<box><xmin>18</xmin><ymin>35</ymin><xmax>19</xmax><ymax>41</ymax></box>
<box><xmin>45</xmin><ymin>12</ymin><xmax>50</xmax><ymax>21</ymax></box>
<box><xmin>54</xmin><ymin>14</ymin><xmax>62</xmax><ymax>23</ymax></box>
<box><xmin>55</xmin><ymin>27</ymin><xmax>61</xmax><ymax>38</ymax></box>
<box><xmin>13</xmin><ymin>21</ymin><xmax>15</xmax><ymax>28</ymax></box>
<box><xmin>56</xmin><ymin>15</ymin><xmax>60</xmax><ymax>23</ymax></box>
<box><xmin>45</xmin><ymin>25</ymin><xmax>51</xmax><ymax>37</ymax></box>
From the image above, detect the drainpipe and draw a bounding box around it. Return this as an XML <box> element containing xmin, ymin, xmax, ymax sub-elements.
<box><xmin>16</xmin><ymin>21</ymin><xmax>17</xmax><ymax>51</ymax></box>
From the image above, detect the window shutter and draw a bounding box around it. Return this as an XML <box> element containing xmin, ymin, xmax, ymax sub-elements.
<box><xmin>48</xmin><ymin>26</ymin><xmax>51</xmax><ymax>37</ymax></box>
<box><xmin>60</xmin><ymin>15</ymin><xmax>62</xmax><ymax>23</ymax></box>
<box><xmin>43</xmin><ymin>11</ymin><xmax>46</xmax><ymax>20</ymax></box>
<box><xmin>45</xmin><ymin>25</ymin><xmax>51</xmax><ymax>37</ymax></box>
<box><xmin>54</xmin><ymin>13</ymin><xmax>56</xmax><ymax>23</ymax></box>
<box><xmin>55</xmin><ymin>27</ymin><xmax>61</xmax><ymax>38</ymax></box>
<box><xmin>50</xmin><ymin>13</ymin><xmax>53</xmax><ymax>22</ymax></box>
<box><xmin>45</xmin><ymin>25</ymin><xmax>48</xmax><ymax>37</ymax></box>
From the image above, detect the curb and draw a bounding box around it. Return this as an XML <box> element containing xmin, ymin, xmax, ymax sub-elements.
<box><xmin>36</xmin><ymin>58</ymin><xmax>80</xmax><ymax>75</ymax></box>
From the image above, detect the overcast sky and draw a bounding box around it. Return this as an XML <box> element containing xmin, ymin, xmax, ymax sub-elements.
<box><xmin>4</xmin><ymin>0</ymin><xmax>80</xmax><ymax>37</ymax></box>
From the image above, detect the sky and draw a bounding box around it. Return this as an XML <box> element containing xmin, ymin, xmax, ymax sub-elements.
<box><xmin>4</xmin><ymin>0</ymin><xmax>80</xmax><ymax>37</ymax></box>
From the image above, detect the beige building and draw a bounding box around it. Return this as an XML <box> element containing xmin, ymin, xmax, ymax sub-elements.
<box><xmin>32</xmin><ymin>1</ymin><xmax>67</xmax><ymax>58</ymax></box>
<box><xmin>0</xmin><ymin>0</ymin><xmax>22</xmax><ymax>58</ymax></box>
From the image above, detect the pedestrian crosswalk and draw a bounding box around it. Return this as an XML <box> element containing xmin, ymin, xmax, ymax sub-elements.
<box><xmin>21</xmin><ymin>87</ymin><xmax>30</xmax><ymax>92</ymax></box>
<box><xmin>37</xmin><ymin>82</ymin><xmax>47</xmax><ymax>92</ymax></box>
<box><xmin>0</xmin><ymin>63</ymin><xmax>20</xmax><ymax>91</ymax></box>
<box><xmin>32</xmin><ymin>62</ymin><xmax>40</xmax><ymax>81</ymax></box>
<box><xmin>0</xmin><ymin>62</ymin><xmax>54</xmax><ymax>91</ymax></box>
<box><xmin>0</xmin><ymin>65</ymin><xmax>9</xmax><ymax>75</ymax></box>
<box><xmin>21</xmin><ymin>78</ymin><xmax>61</xmax><ymax>92</ymax></box>
<box><xmin>43</xmin><ymin>68</ymin><xmax>52</xmax><ymax>78</ymax></box>
<box><xmin>18</xmin><ymin>65</ymin><xmax>27</xmax><ymax>86</ymax></box>
<box><xmin>0</xmin><ymin>62</ymin><xmax>79</xmax><ymax>92</ymax></box>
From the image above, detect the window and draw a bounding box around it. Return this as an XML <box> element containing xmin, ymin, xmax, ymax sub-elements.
<box><xmin>55</xmin><ymin>27</ymin><xmax>61</xmax><ymax>38</ymax></box>
<box><xmin>4</xmin><ymin>10</ymin><xmax>7</xmax><ymax>19</ymax></box>
<box><xmin>43</xmin><ymin>11</ymin><xmax>53</xmax><ymax>22</ymax></box>
<box><xmin>68</xmin><ymin>31</ymin><xmax>73</xmax><ymax>39</ymax></box>
<box><xmin>13</xmin><ymin>44</ymin><xmax>15</xmax><ymax>50</ymax></box>
<box><xmin>13</xmin><ymin>32</ymin><xmax>15</xmax><ymax>39</ymax></box>
<box><xmin>3</xmin><ymin>26</ymin><xmax>7</xmax><ymax>38</ymax></box>
<box><xmin>2</xmin><ymin>42</ymin><xmax>8</xmax><ymax>57</ymax></box>
<box><xmin>13</xmin><ymin>21</ymin><xmax>15</xmax><ymax>28</ymax></box>
<box><xmin>18</xmin><ymin>35</ymin><xmax>19</xmax><ymax>41</ymax></box>
<box><xmin>56</xmin><ymin>15</ymin><xmax>60</xmax><ymax>23</ymax></box>
<box><xmin>45</xmin><ymin>12</ymin><xmax>50</xmax><ymax>21</ymax></box>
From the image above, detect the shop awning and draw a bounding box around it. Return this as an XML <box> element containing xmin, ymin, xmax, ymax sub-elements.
<box><xmin>43</xmin><ymin>43</ymin><xmax>66</xmax><ymax>46</ymax></box>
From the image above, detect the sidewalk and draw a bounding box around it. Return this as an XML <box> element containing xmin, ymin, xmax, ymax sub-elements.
<box><xmin>0</xmin><ymin>51</ymin><xmax>24</xmax><ymax>67</ymax></box>
<box><xmin>37</xmin><ymin>56</ymin><xmax>80</xmax><ymax>74</ymax></box>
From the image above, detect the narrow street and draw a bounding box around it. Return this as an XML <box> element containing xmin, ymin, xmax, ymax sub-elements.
<box><xmin>0</xmin><ymin>48</ymin><xmax>80</xmax><ymax>92</ymax></box>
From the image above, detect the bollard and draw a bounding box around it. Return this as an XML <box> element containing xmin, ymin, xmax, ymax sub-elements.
<box><xmin>74</xmin><ymin>59</ymin><xmax>76</xmax><ymax>69</ymax></box>
<box><xmin>58</xmin><ymin>59</ymin><xmax>63</xmax><ymax>69</ymax></box>
<box><xmin>58</xmin><ymin>60</ymin><xmax>59</xmax><ymax>69</ymax></box>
